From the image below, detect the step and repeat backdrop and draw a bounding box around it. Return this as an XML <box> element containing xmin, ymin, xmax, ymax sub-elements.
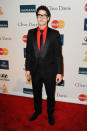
<box><xmin>0</xmin><ymin>0</ymin><xmax>87</xmax><ymax>105</ymax></box>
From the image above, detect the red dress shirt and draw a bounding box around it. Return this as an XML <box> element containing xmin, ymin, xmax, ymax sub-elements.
<box><xmin>37</xmin><ymin>26</ymin><xmax>48</xmax><ymax>51</ymax></box>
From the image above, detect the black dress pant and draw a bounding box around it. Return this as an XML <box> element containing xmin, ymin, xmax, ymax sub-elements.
<box><xmin>31</xmin><ymin>66</ymin><xmax>56</xmax><ymax>116</ymax></box>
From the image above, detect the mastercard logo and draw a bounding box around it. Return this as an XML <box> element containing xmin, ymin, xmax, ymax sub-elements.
<box><xmin>51</xmin><ymin>20</ymin><xmax>65</xmax><ymax>29</ymax></box>
<box><xmin>0</xmin><ymin>48</ymin><xmax>8</xmax><ymax>55</ymax></box>
<box><xmin>78</xmin><ymin>94</ymin><xmax>87</xmax><ymax>102</ymax></box>
<box><xmin>22</xmin><ymin>35</ymin><xmax>27</xmax><ymax>43</ymax></box>
<box><xmin>85</xmin><ymin>4</ymin><xmax>87</xmax><ymax>11</ymax></box>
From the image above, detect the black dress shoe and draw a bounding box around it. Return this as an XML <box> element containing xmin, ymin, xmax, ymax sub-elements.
<box><xmin>29</xmin><ymin>112</ymin><xmax>41</xmax><ymax>121</ymax></box>
<box><xmin>48</xmin><ymin>114</ymin><xmax>55</xmax><ymax>125</ymax></box>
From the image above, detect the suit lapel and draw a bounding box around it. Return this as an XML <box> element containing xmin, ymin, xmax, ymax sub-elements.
<box><xmin>43</xmin><ymin>27</ymin><xmax>50</xmax><ymax>50</ymax></box>
<box><xmin>33</xmin><ymin>28</ymin><xmax>39</xmax><ymax>57</ymax></box>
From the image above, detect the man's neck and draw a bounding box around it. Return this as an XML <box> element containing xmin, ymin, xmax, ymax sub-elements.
<box><xmin>38</xmin><ymin>24</ymin><xmax>47</xmax><ymax>30</ymax></box>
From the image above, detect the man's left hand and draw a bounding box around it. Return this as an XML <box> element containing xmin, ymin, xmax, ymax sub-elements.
<box><xmin>56</xmin><ymin>74</ymin><xmax>63</xmax><ymax>84</ymax></box>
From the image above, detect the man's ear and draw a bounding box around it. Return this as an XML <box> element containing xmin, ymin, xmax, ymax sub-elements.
<box><xmin>47</xmin><ymin>17</ymin><xmax>50</xmax><ymax>22</ymax></box>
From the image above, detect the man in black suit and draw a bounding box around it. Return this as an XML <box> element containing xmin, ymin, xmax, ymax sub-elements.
<box><xmin>25</xmin><ymin>5</ymin><xmax>63</xmax><ymax>125</ymax></box>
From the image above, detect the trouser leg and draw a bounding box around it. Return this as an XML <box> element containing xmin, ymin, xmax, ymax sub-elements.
<box><xmin>44</xmin><ymin>76</ymin><xmax>56</xmax><ymax>116</ymax></box>
<box><xmin>32</xmin><ymin>74</ymin><xmax>43</xmax><ymax>114</ymax></box>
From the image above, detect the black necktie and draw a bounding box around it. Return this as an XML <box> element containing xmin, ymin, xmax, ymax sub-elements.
<box><xmin>40</xmin><ymin>30</ymin><xmax>43</xmax><ymax>49</ymax></box>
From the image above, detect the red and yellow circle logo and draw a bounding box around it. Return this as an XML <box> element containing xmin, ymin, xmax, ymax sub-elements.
<box><xmin>85</xmin><ymin>4</ymin><xmax>87</xmax><ymax>11</ymax></box>
<box><xmin>51</xmin><ymin>20</ymin><xmax>65</xmax><ymax>29</ymax></box>
<box><xmin>0</xmin><ymin>48</ymin><xmax>8</xmax><ymax>55</ymax></box>
<box><xmin>22</xmin><ymin>35</ymin><xmax>27</xmax><ymax>43</ymax></box>
<box><xmin>78</xmin><ymin>94</ymin><xmax>87</xmax><ymax>102</ymax></box>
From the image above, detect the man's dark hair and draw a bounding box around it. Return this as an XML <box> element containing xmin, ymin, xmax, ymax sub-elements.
<box><xmin>36</xmin><ymin>5</ymin><xmax>51</xmax><ymax>18</ymax></box>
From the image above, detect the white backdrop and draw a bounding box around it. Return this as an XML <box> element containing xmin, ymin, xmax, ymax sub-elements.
<box><xmin>0</xmin><ymin>0</ymin><xmax>87</xmax><ymax>105</ymax></box>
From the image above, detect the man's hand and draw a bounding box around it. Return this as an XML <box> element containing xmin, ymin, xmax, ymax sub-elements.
<box><xmin>56</xmin><ymin>74</ymin><xmax>63</xmax><ymax>84</ymax></box>
<box><xmin>25</xmin><ymin>70</ymin><xmax>31</xmax><ymax>81</ymax></box>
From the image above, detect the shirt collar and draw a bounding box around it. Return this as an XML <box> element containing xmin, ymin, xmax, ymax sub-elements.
<box><xmin>38</xmin><ymin>25</ymin><xmax>48</xmax><ymax>32</ymax></box>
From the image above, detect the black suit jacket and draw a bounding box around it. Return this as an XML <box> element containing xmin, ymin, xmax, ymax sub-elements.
<box><xmin>25</xmin><ymin>27</ymin><xmax>63</xmax><ymax>77</ymax></box>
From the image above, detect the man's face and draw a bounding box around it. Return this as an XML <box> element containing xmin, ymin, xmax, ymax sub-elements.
<box><xmin>37</xmin><ymin>10</ymin><xmax>49</xmax><ymax>27</ymax></box>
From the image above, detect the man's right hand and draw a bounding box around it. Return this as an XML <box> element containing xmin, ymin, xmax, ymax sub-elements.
<box><xmin>25</xmin><ymin>70</ymin><xmax>31</xmax><ymax>81</ymax></box>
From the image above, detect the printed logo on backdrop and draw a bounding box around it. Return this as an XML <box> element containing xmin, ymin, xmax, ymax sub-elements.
<box><xmin>84</xmin><ymin>19</ymin><xmax>87</xmax><ymax>31</ymax></box>
<box><xmin>48</xmin><ymin>5</ymin><xmax>71</xmax><ymax>11</ymax></box>
<box><xmin>82</xmin><ymin>37</ymin><xmax>87</xmax><ymax>45</ymax></box>
<box><xmin>0</xmin><ymin>36</ymin><xmax>12</xmax><ymax>40</ymax></box>
<box><xmin>78</xmin><ymin>94</ymin><xmax>87</xmax><ymax>102</ymax></box>
<box><xmin>85</xmin><ymin>4</ymin><xmax>87</xmax><ymax>12</ymax></box>
<box><xmin>83</xmin><ymin>51</ymin><xmax>87</xmax><ymax>62</ymax></box>
<box><xmin>0</xmin><ymin>74</ymin><xmax>10</xmax><ymax>81</ymax></box>
<box><xmin>23</xmin><ymin>88</ymin><xmax>33</xmax><ymax>94</ymax></box>
<box><xmin>0</xmin><ymin>84</ymin><xmax>8</xmax><ymax>93</ymax></box>
<box><xmin>20</xmin><ymin>5</ymin><xmax>36</xmax><ymax>13</ymax></box>
<box><xmin>56</xmin><ymin>93</ymin><xmax>67</xmax><ymax>98</ymax></box>
<box><xmin>78</xmin><ymin>67</ymin><xmax>87</xmax><ymax>75</ymax></box>
<box><xmin>74</xmin><ymin>82</ymin><xmax>87</xmax><ymax>89</ymax></box>
<box><xmin>22</xmin><ymin>35</ymin><xmax>27</xmax><ymax>43</ymax></box>
<box><xmin>0</xmin><ymin>6</ymin><xmax>3</xmax><ymax>15</ymax></box>
<box><xmin>0</xmin><ymin>21</ymin><xmax>8</xmax><ymax>28</ymax></box>
<box><xmin>17</xmin><ymin>21</ymin><xmax>37</xmax><ymax>28</ymax></box>
<box><xmin>51</xmin><ymin>20</ymin><xmax>65</xmax><ymax>29</ymax></box>
<box><xmin>60</xmin><ymin>34</ymin><xmax>64</xmax><ymax>45</ymax></box>
<box><xmin>0</xmin><ymin>60</ymin><xmax>9</xmax><ymax>70</ymax></box>
<box><xmin>0</xmin><ymin>48</ymin><xmax>8</xmax><ymax>55</ymax></box>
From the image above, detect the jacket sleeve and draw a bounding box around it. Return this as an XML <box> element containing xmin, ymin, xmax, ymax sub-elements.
<box><xmin>25</xmin><ymin>30</ymin><xmax>32</xmax><ymax>71</ymax></box>
<box><xmin>55</xmin><ymin>31</ymin><xmax>63</xmax><ymax>74</ymax></box>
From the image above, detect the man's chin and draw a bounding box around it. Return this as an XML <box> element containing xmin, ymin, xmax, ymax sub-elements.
<box><xmin>39</xmin><ymin>23</ymin><xmax>46</xmax><ymax>27</ymax></box>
